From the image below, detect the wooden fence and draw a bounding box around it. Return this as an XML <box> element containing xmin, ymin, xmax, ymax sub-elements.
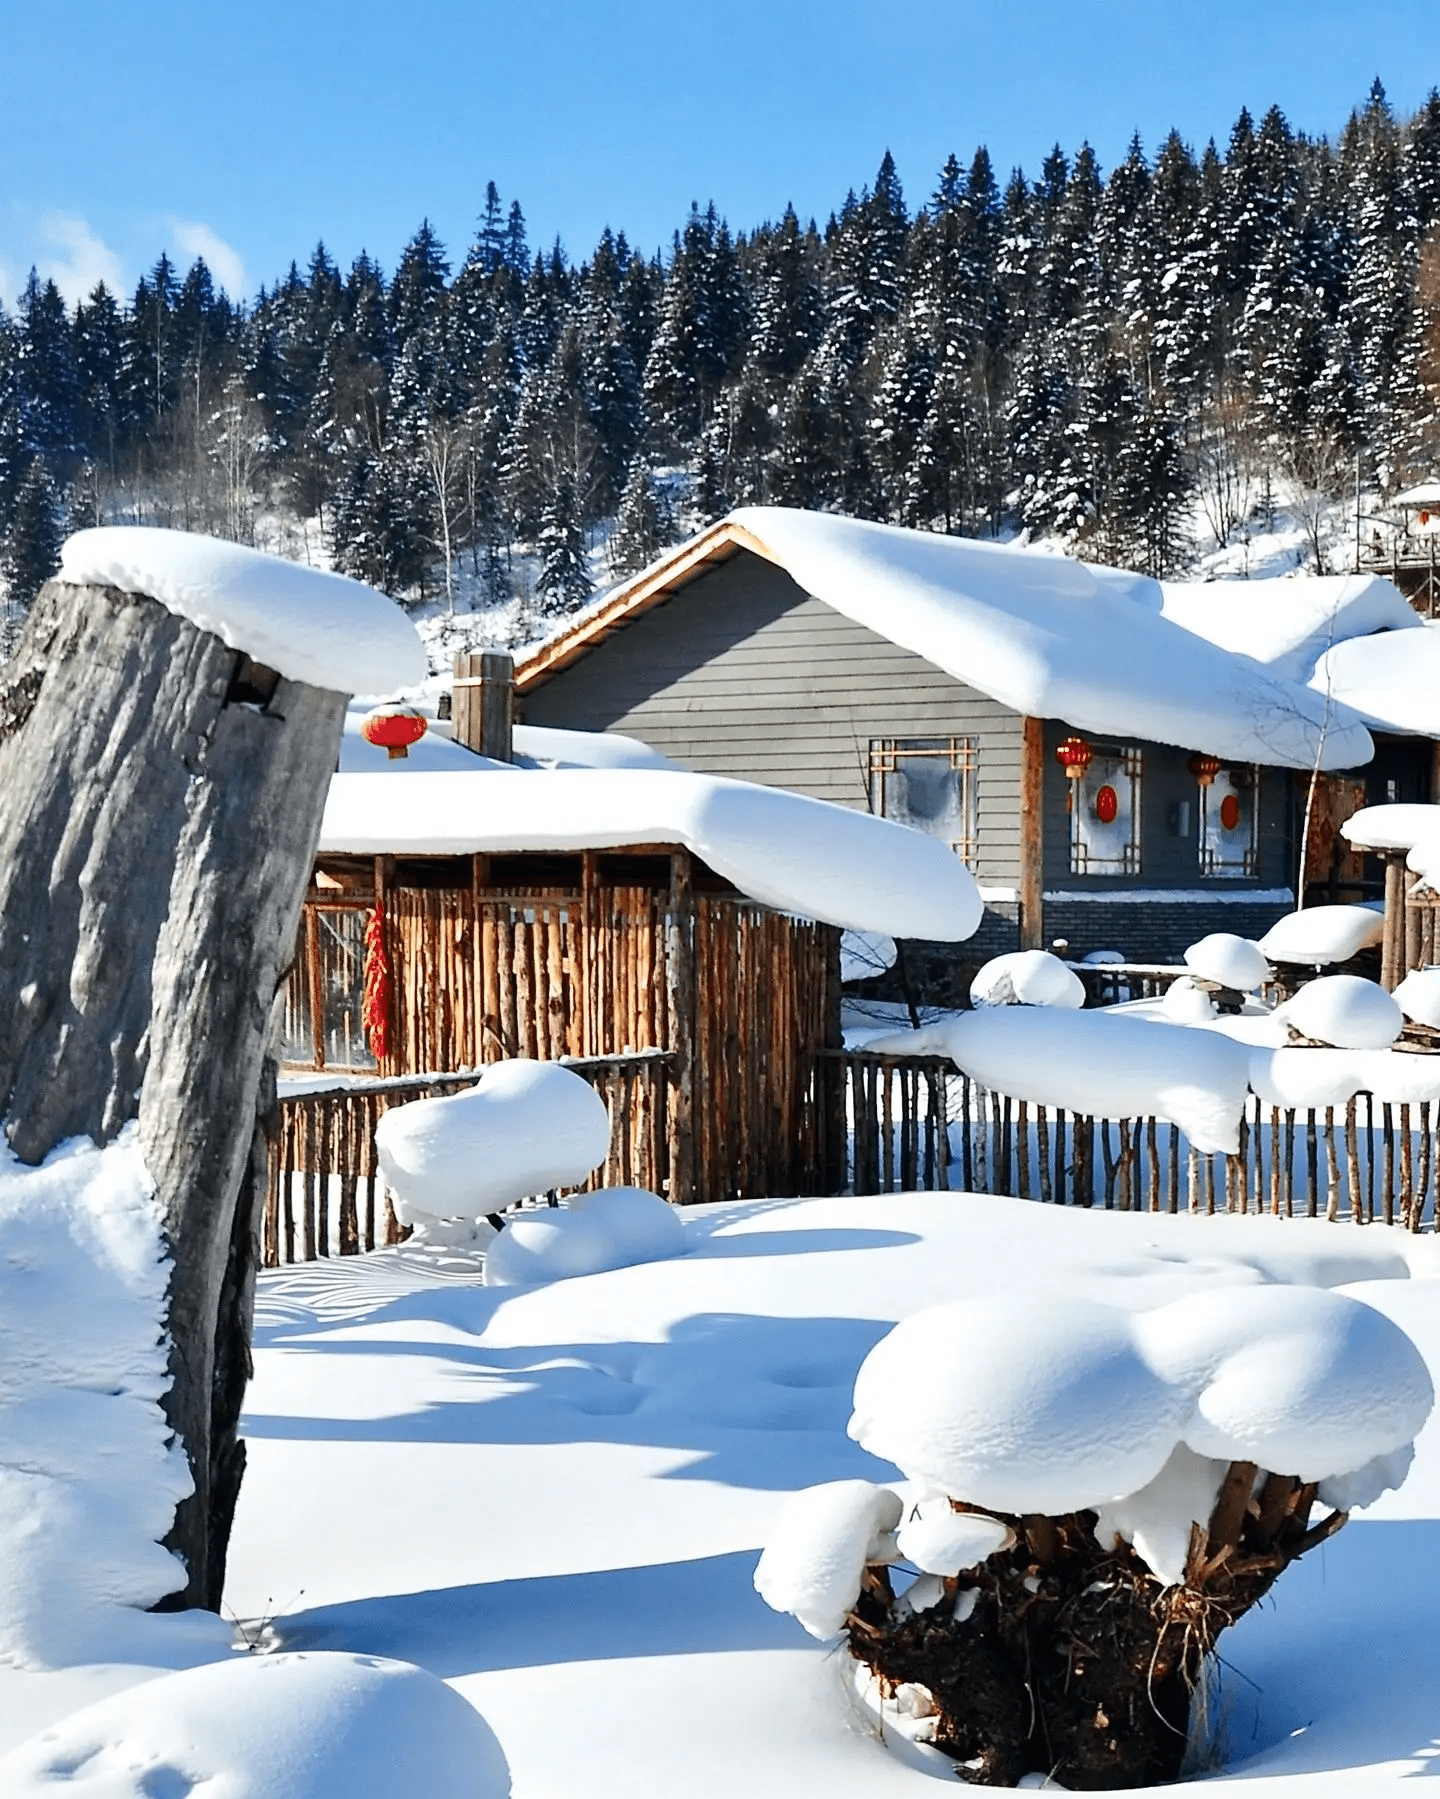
<box><xmin>838</xmin><ymin>1052</ymin><xmax>1439</xmax><ymax>1230</ymax></box>
<box><xmin>264</xmin><ymin>1050</ymin><xmax>670</xmax><ymax>1266</ymax></box>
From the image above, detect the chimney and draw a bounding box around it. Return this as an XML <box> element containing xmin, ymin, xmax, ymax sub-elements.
<box><xmin>452</xmin><ymin>650</ymin><xmax>514</xmax><ymax>762</ymax></box>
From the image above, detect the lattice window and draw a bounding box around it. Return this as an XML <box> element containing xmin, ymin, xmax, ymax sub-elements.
<box><xmin>279</xmin><ymin>905</ymin><xmax>377</xmax><ymax>1071</ymax></box>
<box><xmin>1070</xmin><ymin>745</ymin><xmax>1143</xmax><ymax>875</ymax></box>
<box><xmin>1200</xmin><ymin>766</ymin><xmax>1260</xmax><ymax>878</ymax></box>
<box><xmin>869</xmin><ymin>737</ymin><xmax>978</xmax><ymax>867</ymax></box>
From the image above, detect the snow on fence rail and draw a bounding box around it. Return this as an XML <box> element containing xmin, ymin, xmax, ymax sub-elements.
<box><xmin>836</xmin><ymin>1051</ymin><xmax>1439</xmax><ymax>1228</ymax></box>
<box><xmin>264</xmin><ymin>1050</ymin><xmax>671</xmax><ymax>1265</ymax></box>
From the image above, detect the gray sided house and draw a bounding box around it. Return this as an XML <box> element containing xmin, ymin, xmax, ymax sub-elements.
<box><xmin>517</xmin><ymin>510</ymin><xmax>1433</xmax><ymax>974</ymax></box>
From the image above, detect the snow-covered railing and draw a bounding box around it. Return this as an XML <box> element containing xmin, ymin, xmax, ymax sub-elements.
<box><xmin>264</xmin><ymin>1051</ymin><xmax>672</xmax><ymax>1264</ymax></box>
<box><xmin>837</xmin><ymin>1052</ymin><xmax>1438</xmax><ymax>1228</ymax></box>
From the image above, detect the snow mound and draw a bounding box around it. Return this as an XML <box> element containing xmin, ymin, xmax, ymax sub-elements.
<box><xmin>0</xmin><ymin>1129</ymin><xmax>195</xmax><ymax>1668</ymax></box>
<box><xmin>970</xmin><ymin>949</ymin><xmax>1085</xmax><ymax>1009</ymax></box>
<box><xmin>512</xmin><ymin>723</ymin><xmax>678</xmax><ymax>770</ymax></box>
<box><xmin>1341</xmin><ymin>801</ymin><xmax>1440</xmax><ymax>855</ymax></box>
<box><xmin>894</xmin><ymin>1499</ymin><xmax>1013</xmax><ymax>1576</ymax></box>
<box><xmin>0</xmin><ymin>1650</ymin><xmax>510</xmax><ymax>1797</ymax></box>
<box><xmin>484</xmin><ymin>1186</ymin><xmax>689</xmax><ymax>1287</ymax></box>
<box><xmin>1275</xmin><ymin>975</ymin><xmax>1403</xmax><ymax>1050</ymax></box>
<box><xmin>1248</xmin><ymin>1043</ymin><xmax>1440</xmax><ymax>1109</ymax></box>
<box><xmin>1313</xmin><ymin>624</ymin><xmax>1440</xmax><ymax>737</ymax></box>
<box><xmin>1183</xmin><ymin>933</ymin><xmax>1271</xmax><ymax>992</ymax></box>
<box><xmin>1393</xmin><ymin>967</ymin><xmax>1440</xmax><ymax>1029</ymax></box>
<box><xmin>374</xmin><ymin>1060</ymin><xmax>610</xmax><ymax>1223</ymax></box>
<box><xmin>1160</xmin><ymin>976</ymin><xmax>1219</xmax><ymax>1023</ymax></box>
<box><xmin>840</xmin><ymin>929</ymin><xmax>898</xmax><ymax>983</ymax></box>
<box><xmin>752</xmin><ymin>1480</ymin><xmax>903</xmax><ymax>1639</ymax></box>
<box><xmin>848</xmin><ymin>1294</ymin><xmax>1190</xmax><ymax>1516</ymax></box>
<box><xmin>1133</xmin><ymin>1285</ymin><xmax>1432</xmax><ymax>1482</ymax></box>
<box><xmin>1258</xmin><ymin>905</ymin><xmax>1384</xmax><ymax>967</ymax></box>
<box><xmin>564</xmin><ymin>1185</ymin><xmax>687</xmax><ymax>1266</ymax></box>
<box><xmin>321</xmin><ymin>768</ymin><xmax>982</xmax><ymax>940</ymax></box>
<box><xmin>58</xmin><ymin>527</ymin><xmax>426</xmax><ymax>695</ymax></box>
<box><xmin>868</xmin><ymin>1007</ymin><xmax>1253</xmax><ymax>1154</ymax></box>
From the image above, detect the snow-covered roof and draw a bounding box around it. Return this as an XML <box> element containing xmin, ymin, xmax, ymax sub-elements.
<box><xmin>1158</xmin><ymin>572</ymin><xmax>1419</xmax><ymax>685</ymax></box>
<box><xmin>1395</xmin><ymin>482</ymin><xmax>1440</xmax><ymax>508</ymax></box>
<box><xmin>520</xmin><ymin>509</ymin><xmax>1375</xmax><ymax>770</ymax></box>
<box><xmin>320</xmin><ymin>767</ymin><xmax>984</xmax><ymax>941</ymax></box>
<box><xmin>58</xmin><ymin>527</ymin><xmax>426</xmax><ymax>696</ymax></box>
<box><xmin>1309</xmin><ymin>623</ymin><xmax>1440</xmax><ymax>737</ymax></box>
<box><xmin>338</xmin><ymin>709</ymin><xmax>678</xmax><ymax>775</ymax></box>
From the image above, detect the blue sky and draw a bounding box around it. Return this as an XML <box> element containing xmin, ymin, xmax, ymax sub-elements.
<box><xmin>0</xmin><ymin>0</ymin><xmax>1435</xmax><ymax>309</ymax></box>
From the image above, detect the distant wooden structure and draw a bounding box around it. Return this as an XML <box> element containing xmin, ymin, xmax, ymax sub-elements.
<box><xmin>279</xmin><ymin>845</ymin><xmax>844</xmax><ymax>1206</ymax></box>
<box><xmin>1359</xmin><ymin>483</ymin><xmax>1440</xmax><ymax>615</ymax></box>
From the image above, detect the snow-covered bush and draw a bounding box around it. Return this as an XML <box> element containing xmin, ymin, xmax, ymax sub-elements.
<box><xmin>1258</xmin><ymin>904</ymin><xmax>1384</xmax><ymax>967</ymax></box>
<box><xmin>970</xmin><ymin>949</ymin><xmax>1084</xmax><ymax>1010</ymax></box>
<box><xmin>755</xmin><ymin>1286</ymin><xmax>1432</xmax><ymax>1789</ymax></box>
<box><xmin>1393</xmin><ymin>966</ymin><xmax>1440</xmax><ymax>1029</ymax></box>
<box><xmin>484</xmin><ymin>1186</ymin><xmax>687</xmax><ymax>1287</ymax></box>
<box><xmin>1183</xmin><ymin>932</ymin><xmax>1271</xmax><ymax>992</ymax></box>
<box><xmin>1274</xmin><ymin>974</ymin><xmax>1403</xmax><ymax>1049</ymax></box>
<box><xmin>374</xmin><ymin>1059</ymin><xmax>610</xmax><ymax>1230</ymax></box>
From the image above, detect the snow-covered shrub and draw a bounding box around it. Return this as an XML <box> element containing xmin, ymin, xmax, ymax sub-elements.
<box><xmin>970</xmin><ymin>949</ymin><xmax>1084</xmax><ymax>1010</ymax></box>
<box><xmin>1393</xmin><ymin>966</ymin><xmax>1440</xmax><ymax>1029</ymax></box>
<box><xmin>374</xmin><ymin>1059</ymin><xmax>610</xmax><ymax>1228</ymax></box>
<box><xmin>484</xmin><ymin>1186</ymin><xmax>688</xmax><ymax>1287</ymax></box>
<box><xmin>1182</xmin><ymin>932</ymin><xmax>1271</xmax><ymax>992</ymax></box>
<box><xmin>755</xmin><ymin>1286</ymin><xmax>1432</xmax><ymax>1789</ymax></box>
<box><xmin>1274</xmin><ymin>974</ymin><xmax>1403</xmax><ymax>1049</ymax></box>
<box><xmin>0</xmin><ymin>1650</ymin><xmax>510</xmax><ymax>1798</ymax></box>
<box><xmin>1257</xmin><ymin>904</ymin><xmax>1384</xmax><ymax>967</ymax></box>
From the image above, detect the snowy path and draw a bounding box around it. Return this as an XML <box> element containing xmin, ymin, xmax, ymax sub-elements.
<box><xmin>221</xmin><ymin>1194</ymin><xmax>1440</xmax><ymax>1796</ymax></box>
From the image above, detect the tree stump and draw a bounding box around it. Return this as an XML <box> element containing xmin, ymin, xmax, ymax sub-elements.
<box><xmin>845</xmin><ymin>1471</ymin><xmax>1347</xmax><ymax>1789</ymax></box>
<box><xmin>0</xmin><ymin>578</ymin><xmax>346</xmax><ymax>1609</ymax></box>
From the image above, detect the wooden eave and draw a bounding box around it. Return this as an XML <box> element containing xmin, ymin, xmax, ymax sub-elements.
<box><xmin>514</xmin><ymin>518</ymin><xmax>781</xmax><ymax>694</ymax></box>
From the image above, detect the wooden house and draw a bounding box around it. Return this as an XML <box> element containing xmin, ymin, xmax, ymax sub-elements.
<box><xmin>276</xmin><ymin>689</ymin><xmax>977</xmax><ymax>1205</ymax></box>
<box><xmin>515</xmin><ymin>509</ymin><xmax>1438</xmax><ymax>970</ymax></box>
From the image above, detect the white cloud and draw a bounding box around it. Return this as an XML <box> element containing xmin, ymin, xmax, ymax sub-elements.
<box><xmin>167</xmin><ymin>219</ymin><xmax>247</xmax><ymax>302</ymax></box>
<box><xmin>33</xmin><ymin>212</ymin><xmax>126</xmax><ymax>307</ymax></box>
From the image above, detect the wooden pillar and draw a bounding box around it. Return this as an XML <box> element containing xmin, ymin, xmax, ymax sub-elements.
<box><xmin>1382</xmin><ymin>852</ymin><xmax>1405</xmax><ymax>990</ymax></box>
<box><xmin>1019</xmin><ymin>717</ymin><xmax>1045</xmax><ymax>950</ymax></box>
<box><xmin>452</xmin><ymin>649</ymin><xmax>514</xmax><ymax>761</ymax></box>
<box><xmin>665</xmin><ymin>849</ymin><xmax>696</xmax><ymax>1205</ymax></box>
<box><xmin>1405</xmin><ymin>868</ymin><xmax>1423</xmax><ymax>978</ymax></box>
<box><xmin>0</xmin><ymin>577</ymin><xmax>346</xmax><ymax>1610</ymax></box>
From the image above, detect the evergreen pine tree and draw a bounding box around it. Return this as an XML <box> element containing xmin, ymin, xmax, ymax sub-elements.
<box><xmin>535</xmin><ymin>476</ymin><xmax>590</xmax><ymax>613</ymax></box>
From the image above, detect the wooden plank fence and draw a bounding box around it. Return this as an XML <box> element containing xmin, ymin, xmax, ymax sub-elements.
<box><xmin>264</xmin><ymin>1049</ymin><xmax>670</xmax><ymax>1266</ymax></box>
<box><xmin>836</xmin><ymin>1052</ymin><xmax>1439</xmax><ymax>1230</ymax></box>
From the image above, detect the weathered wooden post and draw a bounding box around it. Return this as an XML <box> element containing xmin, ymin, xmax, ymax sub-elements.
<box><xmin>0</xmin><ymin>529</ymin><xmax>423</xmax><ymax>1610</ymax></box>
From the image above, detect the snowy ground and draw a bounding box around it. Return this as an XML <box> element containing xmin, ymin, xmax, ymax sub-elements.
<box><xmin>5</xmin><ymin>1193</ymin><xmax>1425</xmax><ymax>1794</ymax></box>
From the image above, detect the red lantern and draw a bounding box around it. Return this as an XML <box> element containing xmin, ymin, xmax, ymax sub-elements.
<box><xmin>361</xmin><ymin>705</ymin><xmax>428</xmax><ymax>760</ymax></box>
<box><xmin>1187</xmin><ymin>751</ymin><xmax>1222</xmax><ymax>788</ymax></box>
<box><xmin>1094</xmin><ymin>784</ymin><xmax>1119</xmax><ymax>824</ymax></box>
<box><xmin>1422</xmin><ymin>510</ymin><xmax>1432</xmax><ymax>526</ymax></box>
<box><xmin>1220</xmin><ymin>792</ymin><xmax>1241</xmax><ymax>831</ymax></box>
<box><xmin>1055</xmin><ymin>735</ymin><xmax>1094</xmax><ymax>780</ymax></box>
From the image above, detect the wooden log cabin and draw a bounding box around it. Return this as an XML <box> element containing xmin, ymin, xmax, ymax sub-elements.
<box><xmin>277</xmin><ymin>673</ymin><xmax>979</xmax><ymax>1205</ymax></box>
<box><xmin>515</xmin><ymin>509</ymin><xmax>1440</xmax><ymax>973</ymax></box>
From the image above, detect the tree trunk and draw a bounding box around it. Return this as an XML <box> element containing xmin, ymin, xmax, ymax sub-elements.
<box><xmin>0</xmin><ymin>578</ymin><xmax>345</xmax><ymax>1609</ymax></box>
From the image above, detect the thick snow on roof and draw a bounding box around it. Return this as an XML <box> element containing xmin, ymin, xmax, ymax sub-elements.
<box><xmin>337</xmin><ymin>709</ymin><xmax>675</xmax><ymax>775</ymax></box>
<box><xmin>1310</xmin><ymin>623</ymin><xmax>1440</xmax><ymax>737</ymax></box>
<box><xmin>1158</xmin><ymin>572</ymin><xmax>1418</xmax><ymax>684</ymax></box>
<box><xmin>321</xmin><ymin>767</ymin><xmax>983</xmax><ymax>940</ymax></box>
<box><xmin>58</xmin><ymin>527</ymin><xmax>426</xmax><ymax>695</ymax></box>
<box><xmin>1395</xmin><ymin>482</ymin><xmax>1440</xmax><ymax>507</ymax></box>
<box><xmin>513</xmin><ymin>723</ymin><xmax>678</xmax><ymax>770</ymax></box>
<box><xmin>1341</xmin><ymin>802</ymin><xmax>1440</xmax><ymax>853</ymax></box>
<box><xmin>726</xmin><ymin>507</ymin><xmax>1372</xmax><ymax>769</ymax></box>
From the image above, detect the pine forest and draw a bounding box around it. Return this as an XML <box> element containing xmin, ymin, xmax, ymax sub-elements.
<box><xmin>3</xmin><ymin>79</ymin><xmax>1440</xmax><ymax>647</ymax></box>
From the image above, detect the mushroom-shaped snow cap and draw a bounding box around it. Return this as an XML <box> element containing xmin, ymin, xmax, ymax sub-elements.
<box><xmin>1393</xmin><ymin>967</ymin><xmax>1440</xmax><ymax>1030</ymax></box>
<box><xmin>1133</xmin><ymin>1285</ymin><xmax>1432</xmax><ymax>1483</ymax></box>
<box><xmin>848</xmin><ymin>1295</ymin><xmax>1189</xmax><ymax>1516</ymax></box>
<box><xmin>753</xmin><ymin>1480</ymin><xmax>903</xmax><ymax>1639</ymax></box>
<box><xmin>1275</xmin><ymin>975</ymin><xmax>1403</xmax><ymax>1050</ymax></box>
<box><xmin>1258</xmin><ymin>905</ymin><xmax>1384</xmax><ymax>968</ymax></box>
<box><xmin>895</xmin><ymin>1499</ymin><xmax>1013</xmax><ymax>1576</ymax></box>
<box><xmin>970</xmin><ymin>949</ymin><xmax>1085</xmax><ymax>1010</ymax></box>
<box><xmin>1183</xmin><ymin>933</ymin><xmax>1271</xmax><ymax>992</ymax></box>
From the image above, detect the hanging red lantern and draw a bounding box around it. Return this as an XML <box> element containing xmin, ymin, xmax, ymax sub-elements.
<box><xmin>1421</xmin><ymin>510</ymin><xmax>1432</xmax><ymax>526</ymax></box>
<box><xmin>1055</xmin><ymin>735</ymin><xmax>1094</xmax><ymax>780</ymax></box>
<box><xmin>1094</xmin><ymin>784</ymin><xmax>1119</xmax><ymax>824</ymax></box>
<box><xmin>1220</xmin><ymin>792</ymin><xmax>1241</xmax><ymax>831</ymax></box>
<box><xmin>361</xmin><ymin>704</ymin><xmax>428</xmax><ymax>760</ymax></box>
<box><xmin>1187</xmin><ymin>751</ymin><xmax>1222</xmax><ymax>788</ymax></box>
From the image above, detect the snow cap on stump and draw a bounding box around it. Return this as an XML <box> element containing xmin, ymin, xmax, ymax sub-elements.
<box><xmin>970</xmin><ymin>949</ymin><xmax>1085</xmax><ymax>1010</ymax></box>
<box><xmin>1183</xmin><ymin>933</ymin><xmax>1271</xmax><ymax>992</ymax></box>
<box><xmin>58</xmin><ymin>527</ymin><xmax>427</xmax><ymax>694</ymax></box>
<box><xmin>1393</xmin><ymin>967</ymin><xmax>1440</xmax><ymax>1030</ymax></box>
<box><xmin>1275</xmin><ymin>975</ymin><xmax>1403</xmax><ymax>1050</ymax></box>
<box><xmin>753</xmin><ymin>1480</ymin><xmax>903</xmax><ymax>1639</ymax></box>
<box><xmin>1257</xmin><ymin>905</ymin><xmax>1385</xmax><ymax>968</ymax></box>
